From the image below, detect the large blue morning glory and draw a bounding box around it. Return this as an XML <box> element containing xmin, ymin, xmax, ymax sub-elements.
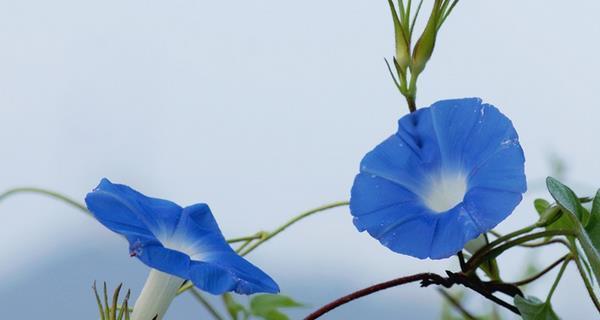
<box><xmin>350</xmin><ymin>98</ymin><xmax>526</xmax><ymax>259</ymax></box>
<box><xmin>85</xmin><ymin>179</ymin><xmax>279</xmax><ymax>295</ymax></box>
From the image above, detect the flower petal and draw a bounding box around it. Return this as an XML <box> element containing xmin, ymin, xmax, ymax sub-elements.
<box><xmin>359</xmin><ymin>134</ymin><xmax>429</xmax><ymax>194</ymax></box>
<box><xmin>194</xmin><ymin>252</ymin><xmax>280</xmax><ymax>295</ymax></box>
<box><xmin>377</xmin><ymin>215</ymin><xmax>437</xmax><ymax>259</ymax></box>
<box><xmin>350</xmin><ymin>173</ymin><xmax>421</xmax><ymax>216</ymax></box>
<box><xmin>85</xmin><ymin>178</ymin><xmax>182</xmax><ymax>240</ymax></box>
<box><xmin>463</xmin><ymin>187</ymin><xmax>523</xmax><ymax>231</ymax></box>
<box><xmin>135</xmin><ymin>243</ymin><xmax>193</xmax><ymax>279</ymax></box>
<box><xmin>429</xmin><ymin>205</ymin><xmax>480</xmax><ymax>259</ymax></box>
<box><xmin>350</xmin><ymin>98</ymin><xmax>526</xmax><ymax>259</ymax></box>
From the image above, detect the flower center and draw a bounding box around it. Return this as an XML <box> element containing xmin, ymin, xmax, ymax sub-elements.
<box><xmin>160</xmin><ymin>235</ymin><xmax>206</xmax><ymax>261</ymax></box>
<box><xmin>423</xmin><ymin>172</ymin><xmax>467</xmax><ymax>213</ymax></box>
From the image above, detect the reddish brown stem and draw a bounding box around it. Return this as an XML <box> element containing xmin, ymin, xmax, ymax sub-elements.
<box><xmin>304</xmin><ymin>271</ymin><xmax>520</xmax><ymax>320</ymax></box>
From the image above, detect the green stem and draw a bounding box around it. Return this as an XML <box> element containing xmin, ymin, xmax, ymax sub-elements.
<box><xmin>0</xmin><ymin>187</ymin><xmax>89</xmax><ymax>214</ymax></box>
<box><xmin>468</xmin><ymin>224</ymin><xmax>540</xmax><ymax>269</ymax></box>
<box><xmin>227</xmin><ymin>232</ymin><xmax>267</xmax><ymax>244</ymax></box>
<box><xmin>467</xmin><ymin>230</ymin><xmax>576</xmax><ymax>271</ymax></box>
<box><xmin>189</xmin><ymin>288</ymin><xmax>225</xmax><ymax>320</ymax></box>
<box><xmin>489</xmin><ymin>230</ymin><xmax>570</xmax><ymax>249</ymax></box>
<box><xmin>571</xmin><ymin>244</ymin><xmax>600</xmax><ymax>312</ymax></box>
<box><xmin>235</xmin><ymin>239</ymin><xmax>254</xmax><ymax>254</ymax></box>
<box><xmin>546</xmin><ymin>257</ymin><xmax>570</xmax><ymax>302</ymax></box>
<box><xmin>239</xmin><ymin>201</ymin><xmax>349</xmax><ymax>257</ymax></box>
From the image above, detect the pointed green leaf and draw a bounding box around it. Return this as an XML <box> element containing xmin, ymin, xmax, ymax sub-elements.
<box><xmin>222</xmin><ymin>293</ymin><xmax>248</xmax><ymax>320</ymax></box>
<box><xmin>110</xmin><ymin>283</ymin><xmax>122</xmax><ymax>320</ymax></box>
<box><xmin>546</xmin><ymin>177</ymin><xmax>589</xmax><ymax>222</ymax></box>
<box><xmin>585</xmin><ymin>190</ymin><xmax>600</xmax><ymax>250</ymax></box>
<box><xmin>250</xmin><ymin>294</ymin><xmax>303</xmax><ymax>320</ymax></box>
<box><xmin>103</xmin><ymin>282</ymin><xmax>110</xmax><ymax>319</ymax></box>
<box><xmin>514</xmin><ymin>295</ymin><xmax>559</xmax><ymax>320</ymax></box>
<box><xmin>547</xmin><ymin>177</ymin><xmax>600</xmax><ymax>287</ymax></box>
<box><xmin>117</xmin><ymin>289</ymin><xmax>131</xmax><ymax>320</ymax></box>
<box><xmin>93</xmin><ymin>281</ymin><xmax>106</xmax><ymax>320</ymax></box>
<box><xmin>124</xmin><ymin>299</ymin><xmax>130</xmax><ymax>320</ymax></box>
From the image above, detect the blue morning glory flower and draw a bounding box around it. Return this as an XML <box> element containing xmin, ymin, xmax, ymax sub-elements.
<box><xmin>86</xmin><ymin>179</ymin><xmax>279</xmax><ymax>319</ymax></box>
<box><xmin>350</xmin><ymin>98</ymin><xmax>526</xmax><ymax>259</ymax></box>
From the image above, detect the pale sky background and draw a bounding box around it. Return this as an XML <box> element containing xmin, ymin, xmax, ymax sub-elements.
<box><xmin>1</xmin><ymin>0</ymin><xmax>600</xmax><ymax>319</ymax></box>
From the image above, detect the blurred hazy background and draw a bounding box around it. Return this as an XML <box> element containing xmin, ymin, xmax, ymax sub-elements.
<box><xmin>1</xmin><ymin>0</ymin><xmax>600</xmax><ymax>318</ymax></box>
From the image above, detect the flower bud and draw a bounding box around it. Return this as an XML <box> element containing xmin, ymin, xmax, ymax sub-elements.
<box><xmin>411</xmin><ymin>13</ymin><xmax>437</xmax><ymax>77</ymax></box>
<box><xmin>387</xmin><ymin>0</ymin><xmax>410</xmax><ymax>71</ymax></box>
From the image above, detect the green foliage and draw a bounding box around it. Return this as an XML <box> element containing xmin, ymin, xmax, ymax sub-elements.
<box><xmin>546</xmin><ymin>177</ymin><xmax>600</xmax><ymax>287</ymax></box>
<box><xmin>514</xmin><ymin>295</ymin><xmax>559</xmax><ymax>320</ymax></box>
<box><xmin>585</xmin><ymin>190</ymin><xmax>600</xmax><ymax>252</ymax></box>
<box><xmin>93</xmin><ymin>282</ymin><xmax>132</xmax><ymax>320</ymax></box>
<box><xmin>249</xmin><ymin>294</ymin><xmax>303</xmax><ymax>320</ymax></box>
<box><xmin>222</xmin><ymin>293</ymin><xmax>303</xmax><ymax>320</ymax></box>
<box><xmin>223</xmin><ymin>293</ymin><xmax>249</xmax><ymax>320</ymax></box>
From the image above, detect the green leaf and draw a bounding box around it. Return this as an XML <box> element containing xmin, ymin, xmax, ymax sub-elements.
<box><xmin>546</xmin><ymin>177</ymin><xmax>589</xmax><ymax>223</ymax></box>
<box><xmin>585</xmin><ymin>190</ymin><xmax>600</xmax><ymax>250</ymax></box>
<box><xmin>514</xmin><ymin>295</ymin><xmax>559</xmax><ymax>320</ymax></box>
<box><xmin>534</xmin><ymin>199</ymin><xmax>550</xmax><ymax>214</ymax></box>
<box><xmin>546</xmin><ymin>177</ymin><xmax>600</xmax><ymax>287</ymax></box>
<box><xmin>222</xmin><ymin>293</ymin><xmax>248</xmax><ymax>320</ymax></box>
<box><xmin>250</xmin><ymin>294</ymin><xmax>303</xmax><ymax>320</ymax></box>
<box><xmin>93</xmin><ymin>281</ymin><xmax>106</xmax><ymax>320</ymax></box>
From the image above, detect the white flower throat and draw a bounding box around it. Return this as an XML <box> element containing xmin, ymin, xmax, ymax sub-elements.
<box><xmin>423</xmin><ymin>171</ymin><xmax>467</xmax><ymax>213</ymax></box>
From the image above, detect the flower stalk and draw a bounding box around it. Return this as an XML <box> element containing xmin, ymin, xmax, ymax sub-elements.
<box><xmin>132</xmin><ymin>269</ymin><xmax>185</xmax><ymax>320</ymax></box>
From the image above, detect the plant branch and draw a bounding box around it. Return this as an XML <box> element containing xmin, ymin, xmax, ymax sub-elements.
<box><xmin>239</xmin><ymin>201</ymin><xmax>349</xmax><ymax>256</ymax></box>
<box><xmin>572</xmin><ymin>245</ymin><xmax>600</xmax><ymax>312</ymax></box>
<box><xmin>546</xmin><ymin>257</ymin><xmax>570</xmax><ymax>302</ymax></box>
<box><xmin>0</xmin><ymin>187</ymin><xmax>89</xmax><ymax>214</ymax></box>
<box><xmin>227</xmin><ymin>232</ymin><xmax>267</xmax><ymax>244</ymax></box>
<box><xmin>508</xmin><ymin>254</ymin><xmax>569</xmax><ymax>287</ymax></box>
<box><xmin>467</xmin><ymin>229</ymin><xmax>576</xmax><ymax>271</ymax></box>
<box><xmin>304</xmin><ymin>271</ymin><xmax>521</xmax><ymax>320</ymax></box>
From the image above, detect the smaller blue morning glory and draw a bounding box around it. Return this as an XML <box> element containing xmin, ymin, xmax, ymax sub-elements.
<box><xmin>350</xmin><ymin>98</ymin><xmax>526</xmax><ymax>259</ymax></box>
<box><xmin>86</xmin><ymin>179</ymin><xmax>279</xmax><ymax>320</ymax></box>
